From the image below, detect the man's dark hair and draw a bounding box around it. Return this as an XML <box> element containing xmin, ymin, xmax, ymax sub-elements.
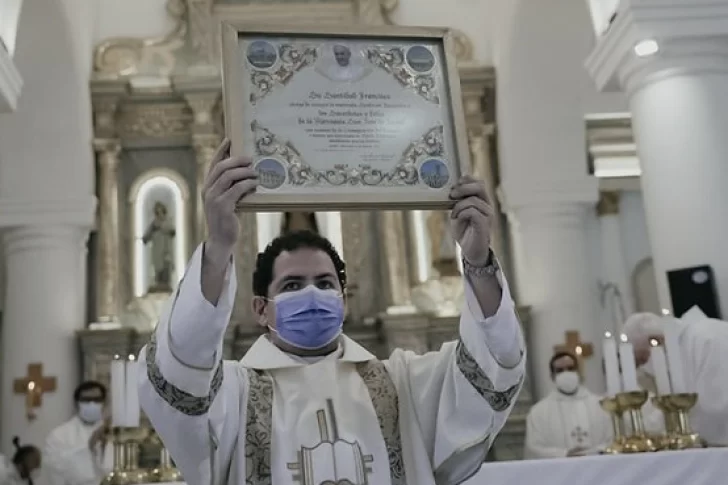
<box><xmin>549</xmin><ymin>351</ymin><xmax>578</xmax><ymax>375</ymax></box>
<box><xmin>253</xmin><ymin>230</ymin><xmax>346</xmax><ymax>297</ymax></box>
<box><xmin>73</xmin><ymin>380</ymin><xmax>107</xmax><ymax>401</ymax></box>
<box><xmin>11</xmin><ymin>436</ymin><xmax>39</xmax><ymax>466</ymax></box>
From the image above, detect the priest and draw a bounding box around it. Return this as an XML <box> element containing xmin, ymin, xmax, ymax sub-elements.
<box><xmin>624</xmin><ymin>309</ymin><xmax>728</xmax><ymax>446</ymax></box>
<box><xmin>525</xmin><ymin>351</ymin><xmax>612</xmax><ymax>459</ymax></box>
<box><xmin>138</xmin><ymin>139</ymin><xmax>526</xmax><ymax>485</ymax></box>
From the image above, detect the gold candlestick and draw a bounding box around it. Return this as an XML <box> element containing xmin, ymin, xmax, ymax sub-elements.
<box><xmin>654</xmin><ymin>393</ymin><xmax>705</xmax><ymax>449</ymax></box>
<box><xmin>599</xmin><ymin>397</ymin><xmax>626</xmax><ymax>454</ymax></box>
<box><xmin>102</xmin><ymin>427</ymin><xmax>151</xmax><ymax>485</ymax></box>
<box><xmin>615</xmin><ymin>391</ymin><xmax>658</xmax><ymax>453</ymax></box>
<box><xmin>149</xmin><ymin>431</ymin><xmax>183</xmax><ymax>482</ymax></box>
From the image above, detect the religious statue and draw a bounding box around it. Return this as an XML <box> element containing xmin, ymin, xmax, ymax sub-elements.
<box><xmin>426</xmin><ymin>210</ymin><xmax>459</xmax><ymax>277</ymax></box>
<box><xmin>281</xmin><ymin>211</ymin><xmax>319</xmax><ymax>234</ymax></box>
<box><xmin>143</xmin><ymin>201</ymin><xmax>176</xmax><ymax>293</ymax></box>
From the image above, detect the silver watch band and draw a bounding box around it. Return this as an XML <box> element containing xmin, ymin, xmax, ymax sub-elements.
<box><xmin>462</xmin><ymin>251</ymin><xmax>499</xmax><ymax>278</ymax></box>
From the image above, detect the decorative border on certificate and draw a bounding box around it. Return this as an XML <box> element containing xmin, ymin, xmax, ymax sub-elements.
<box><xmin>221</xmin><ymin>23</ymin><xmax>471</xmax><ymax>211</ymax></box>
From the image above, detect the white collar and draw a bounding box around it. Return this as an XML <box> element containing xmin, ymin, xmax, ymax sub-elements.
<box><xmin>240</xmin><ymin>334</ymin><xmax>375</xmax><ymax>370</ymax></box>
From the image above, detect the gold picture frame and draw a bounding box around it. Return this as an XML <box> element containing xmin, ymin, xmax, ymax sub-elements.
<box><xmin>221</xmin><ymin>22</ymin><xmax>471</xmax><ymax>211</ymax></box>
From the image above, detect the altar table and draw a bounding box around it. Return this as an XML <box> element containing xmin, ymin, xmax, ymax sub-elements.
<box><xmin>466</xmin><ymin>448</ymin><xmax>728</xmax><ymax>485</ymax></box>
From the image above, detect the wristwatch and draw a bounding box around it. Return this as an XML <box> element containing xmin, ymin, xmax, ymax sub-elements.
<box><xmin>462</xmin><ymin>250</ymin><xmax>499</xmax><ymax>278</ymax></box>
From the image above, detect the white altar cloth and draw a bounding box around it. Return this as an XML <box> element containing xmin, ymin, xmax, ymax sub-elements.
<box><xmin>465</xmin><ymin>449</ymin><xmax>728</xmax><ymax>485</ymax></box>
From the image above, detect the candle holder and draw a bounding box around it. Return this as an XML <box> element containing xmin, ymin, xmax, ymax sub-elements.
<box><xmin>615</xmin><ymin>391</ymin><xmax>658</xmax><ymax>453</ymax></box>
<box><xmin>653</xmin><ymin>393</ymin><xmax>705</xmax><ymax>450</ymax></box>
<box><xmin>599</xmin><ymin>397</ymin><xmax>626</xmax><ymax>454</ymax></box>
<box><xmin>148</xmin><ymin>432</ymin><xmax>183</xmax><ymax>482</ymax></box>
<box><xmin>101</xmin><ymin>427</ymin><xmax>151</xmax><ymax>485</ymax></box>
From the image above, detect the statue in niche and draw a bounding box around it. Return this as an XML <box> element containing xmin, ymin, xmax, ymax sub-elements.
<box><xmin>143</xmin><ymin>201</ymin><xmax>176</xmax><ymax>293</ymax></box>
<box><xmin>281</xmin><ymin>211</ymin><xmax>319</xmax><ymax>234</ymax></box>
<box><xmin>426</xmin><ymin>210</ymin><xmax>460</xmax><ymax>277</ymax></box>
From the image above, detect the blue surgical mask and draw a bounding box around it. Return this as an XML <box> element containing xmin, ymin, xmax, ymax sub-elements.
<box><xmin>269</xmin><ymin>285</ymin><xmax>344</xmax><ymax>350</ymax></box>
<box><xmin>78</xmin><ymin>401</ymin><xmax>103</xmax><ymax>424</ymax></box>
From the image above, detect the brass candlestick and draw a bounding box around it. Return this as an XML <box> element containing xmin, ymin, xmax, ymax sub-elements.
<box><xmin>599</xmin><ymin>397</ymin><xmax>626</xmax><ymax>454</ymax></box>
<box><xmin>615</xmin><ymin>391</ymin><xmax>658</xmax><ymax>453</ymax></box>
<box><xmin>102</xmin><ymin>427</ymin><xmax>151</xmax><ymax>485</ymax></box>
<box><xmin>149</xmin><ymin>431</ymin><xmax>183</xmax><ymax>482</ymax></box>
<box><xmin>654</xmin><ymin>393</ymin><xmax>705</xmax><ymax>449</ymax></box>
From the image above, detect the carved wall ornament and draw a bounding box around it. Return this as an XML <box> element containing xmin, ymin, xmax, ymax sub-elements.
<box><xmin>118</xmin><ymin>103</ymin><xmax>192</xmax><ymax>139</ymax></box>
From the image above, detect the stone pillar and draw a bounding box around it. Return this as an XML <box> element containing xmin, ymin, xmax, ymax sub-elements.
<box><xmin>92</xmin><ymin>138</ymin><xmax>121</xmax><ymax>321</ymax></box>
<box><xmin>1</xmin><ymin>224</ymin><xmax>90</xmax><ymax>452</ymax></box>
<box><xmin>586</xmin><ymin>2</ymin><xmax>728</xmax><ymax>315</ymax></box>
<box><xmin>506</xmin><ymin>201</ymin><xmax>602</xmax><ymax>397</ymax></box>
<box><xmin>340</xmin><ymin>211</ymin><xmax>376</xmax><ymax>321</ymax></box>
<box><xmin>378</xmin><ymin>211</ymin><xmax>413</xmax><ymax>311</ymax></box>
<box><xmin>183</xmin><ymin>91</ymin><xmax>221</xmax><ymax>245</ymax></box>
<box><xmin>192</xmin><ymin>133</ymin><xmax>219</xmax><ymax>242</ymax></box>
<box><xmin>596</xmin><ymin>191</ymin><xmax>634</xmax><ymax>333</ymax></box>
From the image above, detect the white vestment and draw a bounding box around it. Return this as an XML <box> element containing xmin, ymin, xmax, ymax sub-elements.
<box><xmin>44</xmin><ymin>416</ymin><xmax>112</xmax><ymax>485</ymax></box>
<box><xmin>138</xmin><ymin>244</ymin><xmax>525</xmax><ymax>485</ymax></box>
<box><xmin>524</xmin><ymin>388</ymin><xmax>612</xmax><ymax>459</ymax></box>
<box><xmin>0</xmin><ymin>457</ymin><xmax>25</xmax><ymax>485</ymax></box>
<box><xmin>669</xmin><ymin>312</ymin><xmax>728</xmax><ymax>445</ymax></box>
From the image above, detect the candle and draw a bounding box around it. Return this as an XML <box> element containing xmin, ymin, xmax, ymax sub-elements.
<box><xmin>649</xmin><ymin>341</ymin><xmax>672</xmax><ymax>395</ymax></box>
<box><xmin>110</xmin><ymin>357</ymin><xmax>126</xmax><ymax>427</ymax></box>
<box><xmin>125</xmin><ymin>356</ymin><xmax>140</xmax><ymax>427</ymax></box>
<box><xmin>618</xmin><ymin>334</ymin><xmax>640</xmax><ymax>392</ymax></box>
<box><xmin>663</xmin><ymin>318</ymin><xmax>686</xmax><ymax>393</ymax></box>
<box><xmin>602</xmin><ymin>332</ymin><xmax>622</xmax><ymax>396</ymax></box>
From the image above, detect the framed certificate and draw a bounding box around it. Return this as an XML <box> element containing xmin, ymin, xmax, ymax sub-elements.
<box><xmin>221</xmin><ymin>23</ymin><xmax>471</xmax><ymax>211</ymax></box>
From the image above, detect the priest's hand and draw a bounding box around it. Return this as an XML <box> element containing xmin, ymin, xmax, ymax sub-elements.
<box><xmin>567</xmin><ymin>446</ymin><xmax>588</xmax><ymax>457</ymax></box>
<box><xmin>203</xmin><ymin>138</ymin><xmax>258</xmax><ymax>261</ymax></box>
<box><xmin>201</xmin><ymin>138</ymin><xmax>258</xmax><ymax>304</ymax></box>
<box><xmin>449</xmin><ymin>175</ymin><xmax>493</xmax><ymax>266</ymax></box>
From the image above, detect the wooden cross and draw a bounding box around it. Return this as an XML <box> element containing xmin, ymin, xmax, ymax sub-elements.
<box><xmin>13</xmin><ymin>363</ymin><xmax>57</xmax><ymax>421</ymax></box>
<box><xmin>554</xmin><ymin>331</ymin><xmax>594</xmax><ymax>361</ymax></box>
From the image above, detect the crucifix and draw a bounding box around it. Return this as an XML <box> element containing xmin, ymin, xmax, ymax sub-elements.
<box><xmin>554</xmin><ymin>331</ymin><xmax>594</xmax><ymax>364</ymax></box>
<box><xmin>13</xmin><ymin>363</ymin><xmax>57</xmax><ymax>421</ymax></box>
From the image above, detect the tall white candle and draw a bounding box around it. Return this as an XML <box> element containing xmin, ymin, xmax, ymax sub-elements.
<box><xmin>649</xmin><ymin>341</ymin><xmax>672</xmax><ymax>395</ymax></box>
<box><xmin>602</xmin><ymin>332</ymin><xmax>622</xmax><ymax>396</ymax></box>
<box><xmin>618</xmin><ymin>334</ymin><xmax>640</xmax><ymax>392</ymax></box>
<box><xmin>663</xmin><ymin>318</ymin><xmax>687</xmax><ymax>393</ymax></box>
<box><xmin>125</xmin><ymin>357</ymin><xmax>140</xmax><ymax>427</ymax></box>
<box><xmin>110</xmin><ymin>357</ymin><xmax>126</xmax><ymax>427</ymax></box>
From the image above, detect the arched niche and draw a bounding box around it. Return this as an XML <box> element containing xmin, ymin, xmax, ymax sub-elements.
<box><xmin>633</xmin><ymin>257</ymin><xmax>660</xmax><ymax>314</ymax></box>
<box><xmin>128</xmin><ymin>169</ymin><xmax>190</xmax><ymax>298</ymax></box>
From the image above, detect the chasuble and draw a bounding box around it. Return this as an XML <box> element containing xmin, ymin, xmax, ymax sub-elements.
<box><xmin>138</xmin><ymin>244</ymin><xmax>526</xmax><ymax>485</ymax></box>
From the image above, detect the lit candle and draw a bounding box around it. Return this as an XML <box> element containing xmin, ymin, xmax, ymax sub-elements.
<box><xmin>602</xmin><ymin>332</ymin><xmax>621</xmax><ymax>396</ymax></box>
<box><xmin>125</xmin><ymin>356</ymin><xmax>140</xmax><ymax>427</ymax></box>
<box><xmin>663</xmin><ymin>318</ymin><xmax>686</xmax><ymax>393</ymax></box>
<box><xmin>649</xmin><ymin>340</ymin><xmax>672</xmax><ymax>395</ymax></box>
<box><xmin>618</xmin><ymin>334</ymin><xmax>640</xmax><ymax>392</ymax></box>
<box><xmin>110</xmin><ymin>356</ymin><xmax>126</xmax><ymax>427</ymax></box>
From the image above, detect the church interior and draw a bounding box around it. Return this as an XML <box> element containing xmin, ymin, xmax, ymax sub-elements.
<box><xmin>1</xmin><ymin>0</ymin><xmax>728</xmax><ymax>483</ymax></box>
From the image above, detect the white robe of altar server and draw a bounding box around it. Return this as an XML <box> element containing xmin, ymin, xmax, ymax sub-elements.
<box><xmin>138</xmin><ymin>244</ymin><xmax>525</xmax><ymax>485</ymax></box>
<box><xmin>524</xmin><ymin>388</ymin><xmax>612</xmax><ymax>459</ymax></box>
<box><xmin>44</xmin><ymin>416</ymin><xmax>112</xmax><ymax>485</ymax></box>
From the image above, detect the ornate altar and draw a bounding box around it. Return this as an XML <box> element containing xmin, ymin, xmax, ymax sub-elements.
<box><xmin>81</xmin><ymin>0</ymin><xmax>533</xmax><ymax>462</ymax></box>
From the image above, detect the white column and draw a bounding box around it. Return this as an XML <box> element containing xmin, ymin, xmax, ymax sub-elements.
<box><xmin>507</xmin><ymin>202</ymin><xmax>603</xmax><ymax>397</ymax></box>
<box><xmin>1</xmin><ymin>224</ymin><xmax>89</xmax><ymax>452</ymax></box>
<box><xmin>586</xmin><ymin>2</ymin><xmax>728</xmax><ymax>315</ymax></box>
<box><xmin>597</xmin><ymin>191</ymin><xmax>634</xmax><ymax>332</ymax></box>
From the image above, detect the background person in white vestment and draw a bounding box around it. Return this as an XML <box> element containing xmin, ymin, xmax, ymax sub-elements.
<box><xmin>44</xmin><ymin>381</ymin><xmax>112</xmax><ymax>485</ymax></box>
<box><xmin>624</xmin><ymin>310</ymin><xmax>728</xmax><ymax>446</ymax></box>
<box><xmin>525</xmin><ymin>351</ymin><xmax>612</xmax><ymax>459</ymax></box>
<box><xmin>0</xmin><ymin>438</ymin><xmax>41</xmax><ymax>485</ymax></box>
<box><xmin>138</xmin><ymin>139</ymin><xmax>526</xmax><ymax>485</ymax></box>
